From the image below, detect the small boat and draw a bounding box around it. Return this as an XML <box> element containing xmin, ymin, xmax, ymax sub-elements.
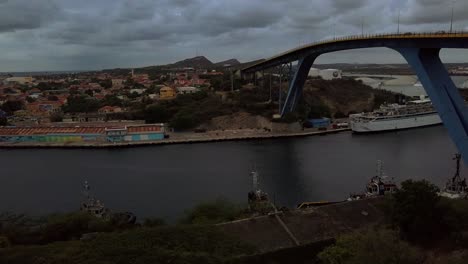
<box><xmin>348</xmin><ymin>160</ymin><xmax>397</xmax><ymax>201</ymax></box>
<box><xmin>439</xmin><ymin>154</ymin><xmax>467</xmax><ymax>199</ymax></box>
<box><xmin>80</xmin><ymin>181</ymin><xmax>136</xmax><ymax>224</ymax></box>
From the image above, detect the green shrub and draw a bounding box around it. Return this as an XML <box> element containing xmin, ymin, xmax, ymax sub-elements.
<box><xmin>0</xmin><ymin>236</ymin><xmax>10</xmax><ymax>248</ymax></box>
<box><xmin>0</xmin><ymin>226</ymin><xmax>256</xmax><ymax>264</ymax></box>
<box><xmin>318</xmin><ymin>228</ymin><xmax>423</xmax><ymax>264</ymax></box>
<box><xmin>390</xmin><ymin>180</ymin><xmax>444</xmax><ymax>244</ymax></box>
<box><xmin>143</xmin><ymin>218</ymin><xmax>166</xmax><ymax>227</ymax></box>
<box><xmin>180</xmin><ymin>199</ymin><xmax>246</xmax><ymax>225</ymax></box>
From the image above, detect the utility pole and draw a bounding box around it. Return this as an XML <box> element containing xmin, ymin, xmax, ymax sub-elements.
<box><xmin>230</xmin><ymin>68</ymin><xmax>234</xmax><ymax>92</ymax></box>
<box><xmin>269</xmin><ymin>71</ymin><xmax>272</xmax><ymax>102</ymax></box>
<box><xmin>333</xmin><ymin>21</ymin><xmax>336</xmax><ymax>39</ymax></box>
<box><xmin>279</xmin><ymin>66</ymin><xmax>282</xmax><ymax>114</ymax></box>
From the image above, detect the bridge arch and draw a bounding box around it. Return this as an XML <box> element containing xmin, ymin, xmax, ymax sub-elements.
<box><xmin>241</xmin><ymin>32</ymin><xmax>468</xmax><ymax>163</ymax></box>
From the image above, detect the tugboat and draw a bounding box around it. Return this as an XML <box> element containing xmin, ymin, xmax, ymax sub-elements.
<box><xmin>365</xmin><ymin>160</ymin><xmax>398</xmax><ymax>197</ymax></box>
<box><xmin>80</xmin><ymin>181</ymin><xmax>136</xmax><ymax>224</ymax></box>
<box><xmin>348</xmin><ymin>160</ymin><xmax>398</xmax><ymax>201</ymax></box>
<box><xmin>80</xmin><ymin>181</ymin><xmax>108</xmax><ymax>218</ymax></box>
<box><xmin>439</xmin><ymin>154</ymin><xmax>467</xmax><ymax>199</ymax></box>
<box><xmin>247</xmin><ymin>167</ymin><xmax>272</xmax><ymax>214</ymax></box>
<box><xmin>247</xmin><ymin>168</ymin><xmax>268</xmax><ymax>204</ymax></box>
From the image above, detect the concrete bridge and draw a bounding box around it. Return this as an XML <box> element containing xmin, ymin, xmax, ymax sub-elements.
<box><xmin>241</xmin><ymin>32</ymin><xmax>468</xmax><ymax>163</ymax></box>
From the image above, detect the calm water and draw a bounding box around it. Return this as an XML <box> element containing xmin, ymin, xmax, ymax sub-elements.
<box><xmin>0</xmin><ymin>126</ymin><xmax>464</xmax><ymax>221</ymax></box>
<box><xmin>380</xmin><ymin>75</ymin><xmax>468</xmax><ymax>97</ymax></box>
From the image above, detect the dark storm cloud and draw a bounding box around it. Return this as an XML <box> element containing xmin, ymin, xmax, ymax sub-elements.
<box><xmin>400</xmin><ymin>0</ymin><xmax>468</xmax><ymax>25</ymax></box>
<box><xmin>1</xmin><ymin>0</ymin><xmax>468</xmax><ymax>71</ymax></box>
<box><xmin>0</xmin><ymin>0</ymin><xmax>61</xmax><ymax>32</ymax></box>
<box><xmin>115</xmin><ymin>0</ymin><xmax>157</xmax><ymax>23</ymax></box>
<box><xmin>330</xmin><ymin>0</ymin><xmax>369</xmax><ymax>11</ymax></box>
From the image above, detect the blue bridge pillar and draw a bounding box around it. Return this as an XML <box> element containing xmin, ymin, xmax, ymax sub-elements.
<box><xmin>396</xmin><ymin>48</ymin><xmax>468</xmax><ymax>164</ymax></box>
<box><xmin>281</xmin><ymin>55</ymin><xmax>317</xmax><ymax>116</ymax></box>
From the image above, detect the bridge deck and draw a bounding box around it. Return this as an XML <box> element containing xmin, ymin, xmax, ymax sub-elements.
<box><xmin>242</xmin><ymin>32</ymin><xmax>468</xmax><ymax>73</ymax></box>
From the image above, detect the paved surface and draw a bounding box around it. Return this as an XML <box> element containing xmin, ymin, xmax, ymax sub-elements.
<box><xmin>0</xmin><ymin>128</ymin><xmax>350</xmax><ymax>148</ymax></box>
<box><xmin>218</xmin><ymin>198</ymin><xmax>384</xmax><ymax>253</ymax></box>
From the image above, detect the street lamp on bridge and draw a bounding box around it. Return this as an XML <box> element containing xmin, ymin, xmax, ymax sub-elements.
<box><xmin>450</xmin><ymin>0</ymin><xmax>456</xmax><ymax>32</ymax></box>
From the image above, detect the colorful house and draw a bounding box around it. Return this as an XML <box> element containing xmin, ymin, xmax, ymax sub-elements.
<box><xmin>159</xmin><ymin>86</ymin><xmax>176</xmax><ymax>99</ymax></box>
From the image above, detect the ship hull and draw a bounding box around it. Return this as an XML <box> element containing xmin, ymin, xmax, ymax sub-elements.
<box><xmin>351</xmin><ymin>113</ymin><xmax>442</xmax><ymax>133</ymax></box>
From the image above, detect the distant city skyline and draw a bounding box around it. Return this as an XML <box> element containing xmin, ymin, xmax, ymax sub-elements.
<box><xmin>1</xmin><ymin>0</ymin><xmax>468</xmax><ymax>72</ymax></box>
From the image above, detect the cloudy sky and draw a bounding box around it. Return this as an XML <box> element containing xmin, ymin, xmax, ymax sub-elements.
<box><xmin>1</xmin><ymin>0</ymin><xmax>467</xmax><ymax>72</ymax></box>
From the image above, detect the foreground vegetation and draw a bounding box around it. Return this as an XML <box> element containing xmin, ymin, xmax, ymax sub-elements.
<box><xmin>0</xmin><ymin>226</ymin><xmax>256</xmax><ymax>264</ymax></box>
<box><xmin>0</xmin><ymin>199</ymin><xmax>256</xmax><ymax>264</ymax></box>
<box><xmin>318</xmin><ymin>180</ymin><xmax>468</xmax><ymax>264</ymax></box>
<box><xmin>4</xmin><ymin>180</ymin><xmax>468</xmax><ymax>263</ymax></box>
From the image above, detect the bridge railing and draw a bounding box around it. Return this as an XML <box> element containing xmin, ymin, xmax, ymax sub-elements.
<box><xmin>243</xmin><ymin>31</ymin><xmax>468</xmax><ymax>72</ymax></box>
<box><xmin>295</xmin><ymin>30</ymin><xmax>468</xmax><ymax>52</ymax></box>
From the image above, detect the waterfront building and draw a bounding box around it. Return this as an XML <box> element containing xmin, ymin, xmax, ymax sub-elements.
<box><xmin>0</xmin><ymin>124</ymin><xmax>165</xmax><ymax>143</ymax></box>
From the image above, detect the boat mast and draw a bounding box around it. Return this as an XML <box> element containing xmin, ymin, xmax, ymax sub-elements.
<box><xmin>376</xmin><ymin>160</ymin><xmax>384</xmax><ymax>178</ymax></box>
<box><xmin>251</xmin><ymin>167</ymin><xmax>259</xmax><ymax>191</ymax></box>
<box><xmin>454</xmin><ymin>153</ymin><xmax>461</xmax><ymax>180</ymax></box>
<box><xmin>83</xmin><ymin>180</ymin><xmax>91</xmax><ymax>199</ymax></box>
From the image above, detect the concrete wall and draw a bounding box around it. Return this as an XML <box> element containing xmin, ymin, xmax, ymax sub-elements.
<box><xmin>0</xmin><ymin>134</ymin><xmax>103</xmax><ymax>143</ymax></box>
<box><xmin>123</xmin><ymin>133</ymin><xmax>165</xmax><ymax>142</ymax></box>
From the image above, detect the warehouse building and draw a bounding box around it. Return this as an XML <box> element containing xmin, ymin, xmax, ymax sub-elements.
<box><xmin>0</xmin><ymin>124</ymin><xmax>165</xmax><ymax>143</ymax></box>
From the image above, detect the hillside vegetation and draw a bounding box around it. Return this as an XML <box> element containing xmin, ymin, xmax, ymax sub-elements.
<box><xmin>137</xmin><ymin>78</ymin><xmax>402</xmax><ymax>131</ymax></box>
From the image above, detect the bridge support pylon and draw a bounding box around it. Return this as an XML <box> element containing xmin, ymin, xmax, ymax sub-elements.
<box><xmin>396</xmin><ymin>48</ymin><xmax>468</xmax><ymax>164</ymax></box>
<box><xmin>281</xmin><ymin>55</ymin><xmax>317</xmax><ymax>116</ymax></box>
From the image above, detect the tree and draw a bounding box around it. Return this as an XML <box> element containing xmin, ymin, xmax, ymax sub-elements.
<box><xmin>48</xmin><ymin>95</ymin><xmax>59</xmax><ymax>101</ymax></box>
<box><xmin>334</xmin><ymin>110</ymin><xmax>347</xmax><ymax>118</ymax></box>
<box><xmin>85</xmin><ymin>89</ymin><xmax>94</xmax><ymax>97</ymax></box>
<box><xmin>36</xmin><ymin>82</ymin><xmax>49</xmax><ymax>91</ymax></box>
<box><xmin>0</xmin><ymin>117</ymin><xmax>7</xmax><ymax>126</ymax></box>
<box><xmin>210</xmin><ymin>78</ymin><xmax>223</xmax><ymax>91</ymax></box>
<box><xmin>128</xmin><ymin>91</ymin><xmax>140</xmax><ymax>99</ymax></box>
<box><xmin>144</xmin><ymin>104</ymin><xmax>171</xmax><ymax>123</ymax></box>
<box><xmin>391</xmin><ymin>180</ymin><xmax>444</xmax><ymax>244</ymax></box>
<box><xmin>102</xmin><ymin>95</ymin><xmax>123</xmax><ymax>107</ymax></box>
<box><xmin>99</xmin><ymin>79</ymin><xmax>112</xmax><ymax>89</ymax></box>
<box><xmin>318</xmin><ymin>229</ymin><xmax>423</xmax><ymax>264</ymax></box>
<box><xmin>1</xmin><ymin>100</ymin><xmax>24</xmax><ymax>114</ymax></box>
<box><xmin>169</xmin><ymin>112</ymin><xmax>196</xmax><ymax>131</ymax></box>
<box><xmin>26</xmin><ymin>96</ymin><xmax>36</xmax><ymax>103</ymax></box>
<box><xmin>63</xmin><ymin>95</ymin><xmax>100</xmax><ymax>113</ymax></box>
<box><xmin>50</xmin><ymin>113</ymin><xmax>63</xmax><ymax>122</ymax></box>
<box><xmin>180</xmin><ymin>199</ymin><xmax>245</xmax><ymax>225</ymax></box>
<box><xmin>307</xmin><ymin>100</ymin><xmax>331</xmax><ymax>119</ymax></box>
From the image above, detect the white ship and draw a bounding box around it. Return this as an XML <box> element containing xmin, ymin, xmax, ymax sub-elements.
<box><xmin>349</xmin><ymin>97</ymin><xmax>442</xmax><ymax>133</ymax></box>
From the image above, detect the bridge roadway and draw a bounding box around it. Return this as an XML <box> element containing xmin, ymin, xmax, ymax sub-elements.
<box><xmin>241</xmin><ymin>32</ymin><xmax>468</xmax><ymax>164</ymax></box>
